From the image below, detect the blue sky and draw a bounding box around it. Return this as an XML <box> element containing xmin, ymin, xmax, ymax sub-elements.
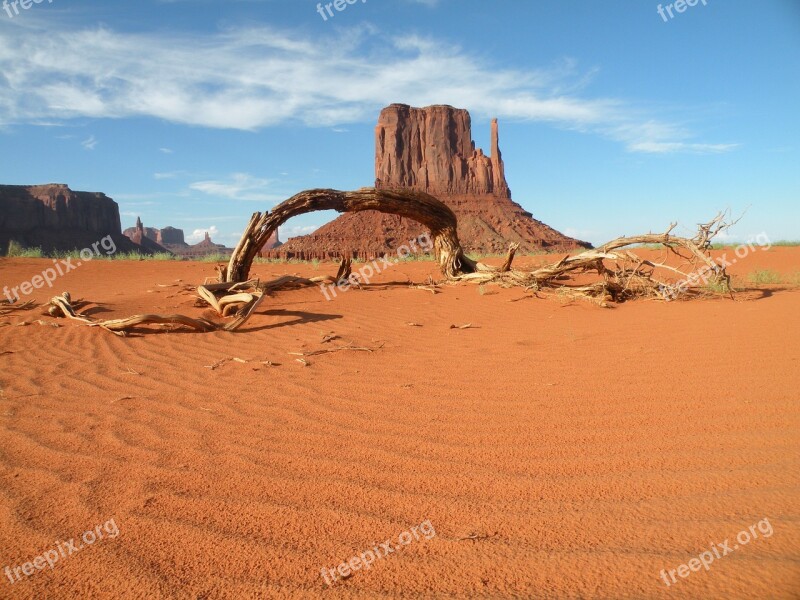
<box><xmin>1</xmin><ymin>0</ymin><xmax>798</xmax><ymax>246</ymax></box>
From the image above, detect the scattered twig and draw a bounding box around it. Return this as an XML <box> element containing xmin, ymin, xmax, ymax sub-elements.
<box><xmin>456</xmin><ymin>533</ymin><xmax>494</xmax><ymax>542</ymax></box>
<box><xmin>290</xmin><ymin>342</ymin><xmax>385</xmax><ymax>357</ymax></box>
<box><xmin>17</xmin><ymin>320</ymin><xmax>61</xmax><ymax>328</ymax></box>
<box><xmin>409</xmin><ymin>284</ymin><xmax>440</xmax><ymax>294</ymax></box>
<box><xmin>205</xmin><ymin>358</ymin><xmax>231</xmax><ymax>370</ymax></box>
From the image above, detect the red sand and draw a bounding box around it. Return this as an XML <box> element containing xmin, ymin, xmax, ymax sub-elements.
<box><xmin>1</xmin><ymin>247</ymin><xmax>799</xmax><ymax>599</ymax></box>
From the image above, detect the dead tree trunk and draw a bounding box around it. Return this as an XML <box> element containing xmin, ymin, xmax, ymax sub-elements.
<box><xmin>224</xmin><ymin>187</ymin><xmax>476</xmax><ymax>283</ymax></box>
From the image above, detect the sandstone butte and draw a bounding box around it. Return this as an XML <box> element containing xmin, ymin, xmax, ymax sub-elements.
<box><xmin>0</xmin><ymin>183</ymin><xmax>141</xmax><ymax>255</ymax></box>
<box><xmin>123</xmin><ymin>218</ymin><xmax>280</xmax><ymax>257</ymax></box>
<box><xmin>272</xmin><ymin>104</ymin><xmax>591</xmax><ymax>259</ymax></box>
<box><xmin>0</xmin><ymin>182</ymin><xmax>278</xmax><ymax>257</ymax></box>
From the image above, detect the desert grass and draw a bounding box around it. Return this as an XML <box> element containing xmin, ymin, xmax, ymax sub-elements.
<box><xmin>748</xmin><ymin>269</ymin><xmax>782</xmax><ymax>284</ymax></box>
<box><xmin>5</xmin><ymin>241</ymin><xmax>45</xmax><ymax>258</ymax></box>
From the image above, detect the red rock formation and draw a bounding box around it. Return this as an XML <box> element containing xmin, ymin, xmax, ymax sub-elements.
<box><xmin>157</xmin><ymin>226</ymin><xmax>186</xmax><ymax>247</ymax></box>
<box><xmin>178</xmin><ymin>231</ymin><xmax>231</xmax><ymax>259</ymax></box>
<box><xmin>123</xmin><ymin>216</ymin><xmax>171</xmax><ymax>254</ymax></box>
<box><xmin>375</xmin><ymin>104</ymin><xmax>509</xmax><ymax>198</ymax></box>
<box><xmin>265</xmin><ymin>104</ymin><xmax>590</xmax><ymax>259</ymax></box>
<box><xmin>256</xmin><ymin>230</ymin><xmax>282</xmax><ymax>258</ymax></box>
<box><xmin>0</xmin><ymin>184</ymin><xmax>143</xmax><ymax>254</ymax></box>
<box><xmin>123</xmin><ymin>221</ymin><xmax>188</xmax><ymax>251</ymax></box>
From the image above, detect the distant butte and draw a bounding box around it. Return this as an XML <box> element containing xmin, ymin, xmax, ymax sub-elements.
<box><xmin>273</xmin><ymin>104</ymin><xmax>590</xmax><ymax>259</ymax></box>
<box><xmin>0</xmin><ymin>184</ymin><xmax>142</xmax><ymax>255</ymax></box>
<box><xmin>123</xmin><ymin>218</ymin><xmax>281</xmax><ymax>258</ymax></box>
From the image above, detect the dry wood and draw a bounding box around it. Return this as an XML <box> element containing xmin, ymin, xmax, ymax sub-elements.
<box><xmin>224</xmin><ymin>187</ymin><xmax>476</xmax><ymax>283</ymax></box>
<box><xmin>47</xmin><ymin>286</ymin><xmax>266</xmax><ymax>335</ymax></box>
<box><xmin>290</xmin><ymin>343</ymin><xmax>384</xmax><ymax>357</ymax></box>
<box><xmin>335</xmin><ymin>257</ymin><xmax>352</xmax><ymax>282</ymax></box>
<box><xmin>449</xmin><ymin>212</ymin><xmax>738</xmax><ymax>302</ymax></box>
<box><xmin>0</xmin><ymin>299</ymin><xmax>37</xmax><ymax>318</ymax></box>
<box><xmin>500</xmin><ymin>243</ymin><xmax>519</xmax><ymax>272</ymax></box>
<box><xmin>224</xmin><ymin>186</ymin><xmax>733</xmax><ymax>303</ymax></box>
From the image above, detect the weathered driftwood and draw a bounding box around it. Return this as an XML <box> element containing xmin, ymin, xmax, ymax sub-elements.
<box><xmin>451</xmin><ymin>213</ymin><xmax>737</xmax><ymax>303</ymax></box>
<box><xmin>223</xmin><ymin>187</ymin><xmax>477</xmax><ymax>283</ymax></box>
<box><xmin>223</xmin><ymin>186</ymin><xmax>734</xmax><ymax>304</ymax></box>
<box><xmin>47</xmin><ymin>285</ymin><xmax>266</xmax><ymax>336</ymax></box>
<box><xmin>0</xmin><ymin>299</ymin><xmax>36</xmax><ymax>317</ymax></box>
<box><xmin>40</xmin><ymin>203</ymin><xmax>737</xmax><ymax>336</ymax></box>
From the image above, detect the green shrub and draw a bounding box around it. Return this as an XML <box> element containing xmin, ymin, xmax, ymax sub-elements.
<box><xmin>6</xmin><ymin>241</ymin><xmax>44</xmax><ymax>258</ymax></box>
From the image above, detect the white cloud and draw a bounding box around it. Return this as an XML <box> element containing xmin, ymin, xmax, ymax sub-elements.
<box><xmin>279</xmin><ymin>224</ymin><xmax>320</xmax><ymax>239</ymax></box>
<box><xmin>189</xmin><ymin>172</ymin><xmax>285</xmax><ymax>203</ymax></box>
<box><xmin>563</xmin><ymin>227</ymin><xmax>597</xmax><ymax>241</ymax></box>
<box><xmin>81</xmin><ymin>135</ymin><xmax>97</xmax><ymax>150</ymax></box>
<box><xmin>159</xmin><ymin>147</ymin><xmax>174</xmax><ymax>154</ymax></box>
<box><xmin>0</xmin><ymin>23</ymin><xmax>735</xmax><ymax>153</ymax></box>
<box><xmin>627</xmin><ymin>141</ymin><xmax>740</xmax><ymax>154</ymax></box>
<box><xmin>187</xmin><ymin>225</ymin><xmax>219</xmax><ymax>243</ymax></box>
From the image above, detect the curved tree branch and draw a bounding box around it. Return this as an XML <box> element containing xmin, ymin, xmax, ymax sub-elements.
<box><xmin>224</xmin><ymin>187</ymin><xmax>476</xmax><ymax>283</ymax></box>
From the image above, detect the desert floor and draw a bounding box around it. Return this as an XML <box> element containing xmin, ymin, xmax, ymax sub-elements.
<box><xmin>0</xmin><ymin>247</ymin><xmax>799</xmax><ymax>599</ymax></box>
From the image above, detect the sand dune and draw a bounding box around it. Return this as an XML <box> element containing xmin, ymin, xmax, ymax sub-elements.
<box><xmin>1</xmin><ymin>248</ymin><xmax>798</xmax><ymax>598</ymax></box>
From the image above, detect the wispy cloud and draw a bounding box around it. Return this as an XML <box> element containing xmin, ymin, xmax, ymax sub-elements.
<box><xmin>0</xmin><ymin>23</ymin><xmax>735</xmax><ymax>153</ymax></box>
<box><xmin>154</xmin><ymin>170</ymin><xmax>193</xmax><ymax>180</ymax></box>
<box><xmin>159</xmin><ymin>147</ymin><xmax>174</xmax><ymax>154</ymax></box>
<box><xmin>81</xmin><ymin>135</ymin><xmax>97</xmax><ymax>150</ymax></box>
<box><xmin>189</xmin><ymin>172</ymin><xmax>285</xmax><ymax>203</ymax></box>
<box><xmin>628</xmin><ymin>141</ymin><xmax>740</xmax><ymax>154</ymax></box>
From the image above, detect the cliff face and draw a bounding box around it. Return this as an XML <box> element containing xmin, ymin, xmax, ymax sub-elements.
<box><xmin>273</xmin><ymin>104</ymin><xmax>589</xmax><ymax>259</ymax></box>
<box><xmin>0</xmin><ymin>184</ymin><xmax>142</xmax><ymax>254</ymax></box>
<box><xmin>375</xmin><ymin>104</ymin><xmax>509</xmax><ymax>197</ymax></box>
<box><xmin>0</xmin><ymin>184</ymin><xmax>120</xmax><ymax>233</ymax></box>
<box><xmin>158</xmin><ymin>226</ymin><xmax>185</xmax><ymax>246</ymax></box>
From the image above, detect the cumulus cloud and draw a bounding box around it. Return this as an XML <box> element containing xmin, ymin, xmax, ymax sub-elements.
<box><xmin>0</xmin><ymin>22</ymin><xmax>735</xmax><ymax>153</ymax></box>
<box><xmin>187</xmin><ymin>225</ymin><xmax>219</xmax><ymax>243</ymax></box>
